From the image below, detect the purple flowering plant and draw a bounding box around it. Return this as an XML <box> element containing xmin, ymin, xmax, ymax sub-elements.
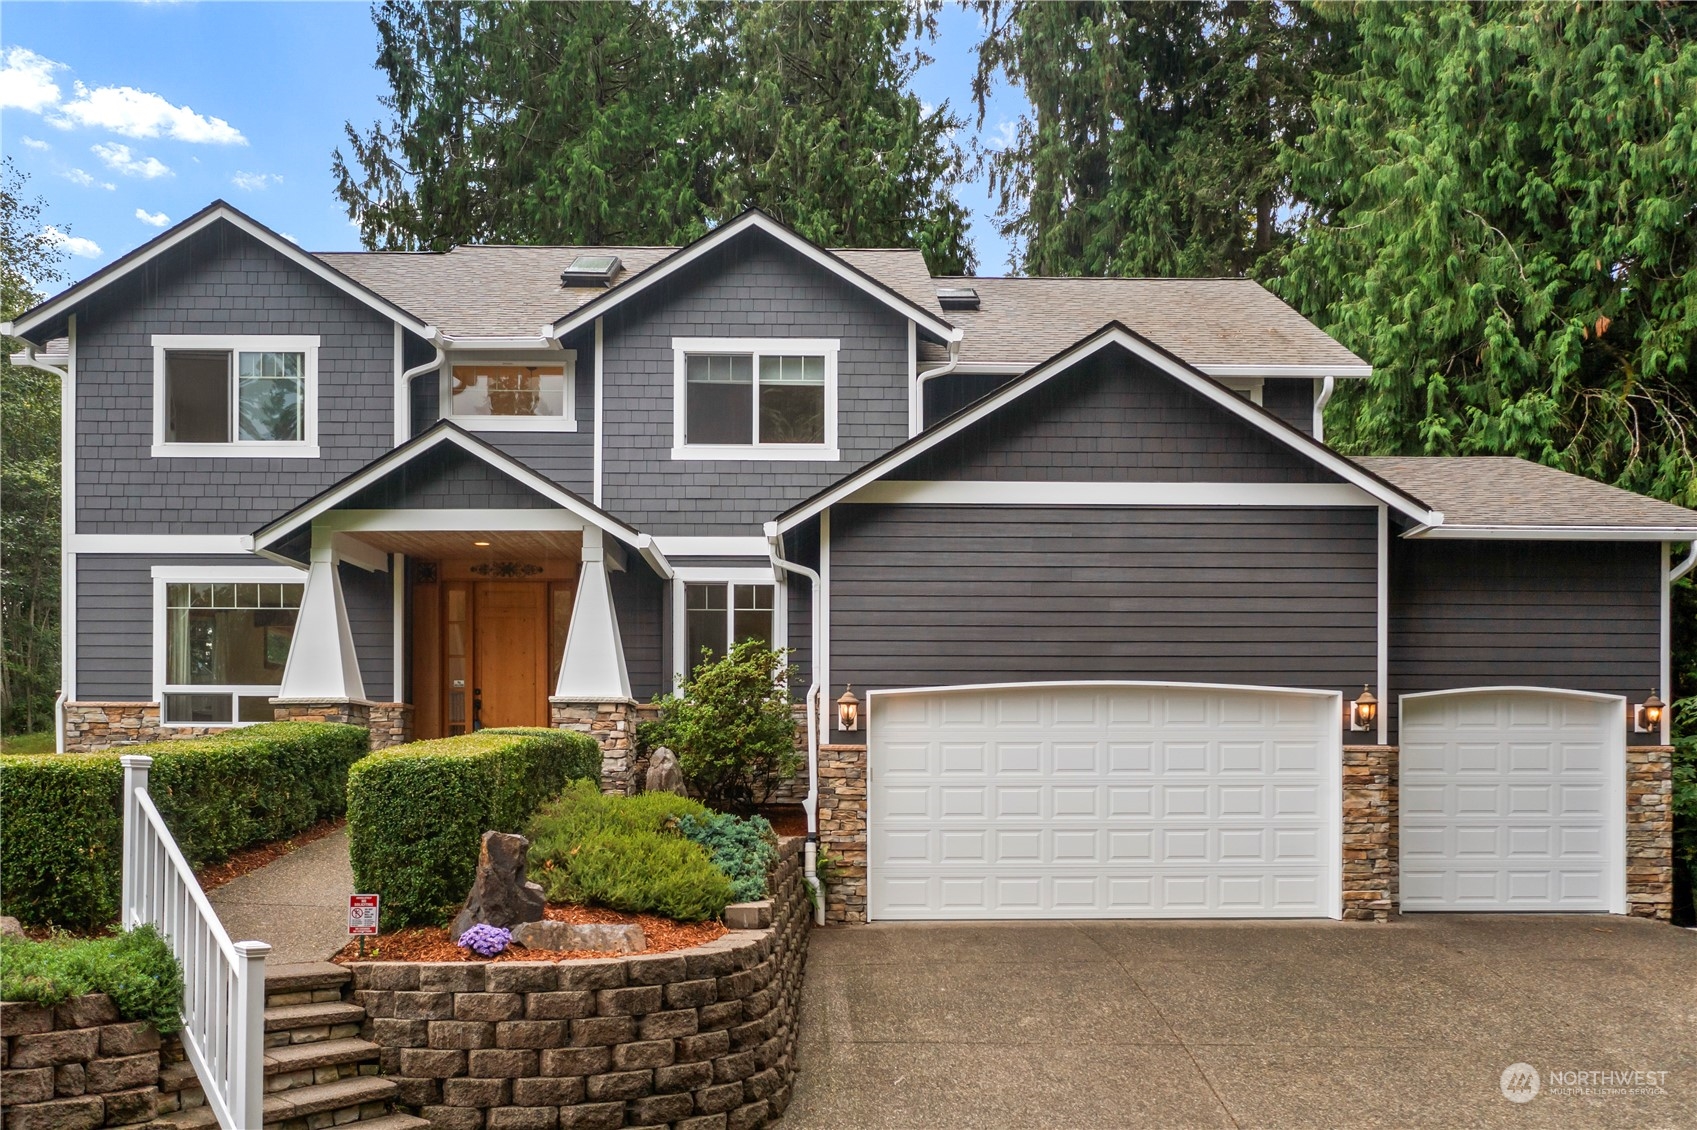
<box><xmin>457</xmin><ymin>923</ymin><xmax>511</xmax><ymax>957</ymax></box>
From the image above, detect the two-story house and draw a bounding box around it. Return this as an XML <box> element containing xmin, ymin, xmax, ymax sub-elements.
<box><xmin>9</xmin><ymin>200</ymin><xmax>1691</xmax><ymax>924</ymax></box>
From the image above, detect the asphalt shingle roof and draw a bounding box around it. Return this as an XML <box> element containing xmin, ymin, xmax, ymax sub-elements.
<box><xmin>1355</xmin><ymin>456</ymin><xmax>1697</xmax><ymax>531</ymax></box>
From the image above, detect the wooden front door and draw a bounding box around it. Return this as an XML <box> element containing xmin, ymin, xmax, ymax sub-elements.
<box><xmin>473</xmin><ymin>581</ymin><xmax>548</xmax><ymax>728</ymax></box>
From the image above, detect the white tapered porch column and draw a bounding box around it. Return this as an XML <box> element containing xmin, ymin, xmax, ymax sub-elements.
<box><xmin>273</xmin><ymin>532</ymin><xmax>369</xmax><ymax>723</ymax></box>
<box><xmin>552</xmin><ymin>527</ymin><xmax>636</xmax><ymax>793</ymax></box>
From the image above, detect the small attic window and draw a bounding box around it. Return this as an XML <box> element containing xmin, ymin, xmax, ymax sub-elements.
<box><xmin>937</xmin><ymin>286</ymin><xmax>979</xmax><ymax>310</ymax></box>
<box><xmin>561</xmin><ymin>254</ymin><xmax>621</xmax><ymax>286</ymax></box>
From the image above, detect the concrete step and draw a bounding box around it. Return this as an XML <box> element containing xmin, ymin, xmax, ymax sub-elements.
<box><xmin>261</xmin><ymin>1074</ymin><xmax>397</xmax><ymax>1125</ymax></box>
<box><xmin>142</xmin><ymin>1109</ymin><xmax>218</xmax><ymax>1130</ymax></box>
<box><xmin>264</xmin><ymin>960</ymin><xmax>349</xmax><ymax>993</ymax></box>
<box><xmin>263</xmin><ymin>1035</ymin><xmax>382</xmax><ymax>1078</ymax></box>
<box><xmin>265</xmin><ymin>999</ymin><xmax>367</xmax><ymax>1033</ymax></box>
<box><xmin>354</xmin><ymin>1116</ymin><xmax>432</xmax><ymax>1130</ymax></box>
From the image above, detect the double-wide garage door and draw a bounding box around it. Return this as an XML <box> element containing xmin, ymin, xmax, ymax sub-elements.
<box><xmin>1399</xmin><ymin>688</ymin><xmax>1625</xmax><ymax>913</ymax></box>
<box><xmin>868</xmin><ymin>683</ymin><xmax>1342</xmax><ymax>920</ymax></box>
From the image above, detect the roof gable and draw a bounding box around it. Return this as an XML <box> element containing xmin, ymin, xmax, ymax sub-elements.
<box><xmin>4</xmin><ymin>201</ymin><xmax>433</xmax><ymax>344</ymax></box>
<box><xmin>771</xmin><ymin>323</ymin><xmax>1439</xmax><ymax>534</ymax></box>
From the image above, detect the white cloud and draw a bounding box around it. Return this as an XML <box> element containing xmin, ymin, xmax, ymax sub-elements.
<box><xmin>91</xmin><ymin>142</ymin><xmax>171</xmax><ymax>179</ymax></box>
<box><xmin>231</xmin><ymin>171</ymin><xmax>282</xmax><ymax>191</ymax></box>
<box><xmin>43</xmin><ymin>225</ymin><xmax>101</xmax><ymax>258</ymax></box>
<box><xmin>52</xmin><ymin>80</ymin><xmax>245</xmax><ymax>144</ymax></box>
<box><xmin>64</xmin><ymin>167</ymin><xmax>94</xmax><ymax>186</ymax></box>
<box><xmin>135</xmin><ymin>208</ymin><xmax>170</xmax><ymax>228</ymax></box>
<box><xmin>21</xmin><ymin>135</ymin><xmax>51</xmax><ymax>151</ymax></box>
<box><xmin>988</xmin><ymin>119</ymin><xmax>1018</xmax><ymax>151</ymax></box>
<box><xmin>0</xmin><ymin>47</ymin><xmax>62</xmax><ymax>113</ymax></box>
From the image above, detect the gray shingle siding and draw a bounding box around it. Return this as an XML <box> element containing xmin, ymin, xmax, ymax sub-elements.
<box><xmin>73</xmin><ymin>221</ymin><xmax>398</xmax><ymax>533</ymax></box>
<box><xmin>1262</xmin><ymin>379</ymin><xmax>1315</xmax><ymax>437</ymax></box>
<box><xmin>339</xmin><ymin>443</ymin><xmax>555</xmax><ymax>510</ymax></box>
<box><xmin>599</xmin><ymin>233</ymin><xmax>911</xmax><ymax>535</ymax></box>
<box><xmin>1388</xmin><ymin>538</ymin><xmax>1660</xmax><ymax>736</ymax></box>
<box><xmin>74</xmin><ymin>554</ymin><xmax>298</xmax><ymax>700</ymax></box>
<box><xmin>895</xmin><ymin>352</ymin><xmax>1338</xmax><ymax>483</ymax></box>
<box><xmin>610</xmin><ymin>562</ymin><xmax>665</xmax><ymax>699</ymax></box>
<box><xmin>825</xmin><ymin>503</ymin><xmax>1378</xmax><ymax>738</ymax></box>
<box><xmin>340</xmin><ymin>561</ymin><xmax>394</xmax><ymax>701</ymax></box>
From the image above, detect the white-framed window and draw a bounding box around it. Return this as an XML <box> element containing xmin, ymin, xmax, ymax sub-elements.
<box><xmin>671</xmin><ymin>566</ymin><xmax>786</xmax><ymax>688</ymax></box>
<box><xmin>152</xmin><ymin>565</ymin><xmax>305</xmax><ymax>726</ymax></box>
<box><xmin>1218</xmin><ymin>377</ymin><xmax>1265</xmax><ymax>406</ymax></box>
<box><xmin>672</xmin><ymin>337</ymin><xmax>839</xmax><ymax>460</ymax></box>
<box><xmin>152</xmin><ymin>335</ymin><xmax>320</xmax><ymax>457</ymax></box>
<box><xmin>442</xmin><ymin>351</ymin><xmax>578</xmax><ymax>431</ymax></box>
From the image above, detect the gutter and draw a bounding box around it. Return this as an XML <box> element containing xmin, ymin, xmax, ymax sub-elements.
<box><xmin>764</xmin><ymin>522</ymin><xmax>825</xmax><ymax>925</ymax></box>
<box><xmin>1671</xmin><ymin>540</ymin><xmax>1697</xmax><ymax>584</ymax></box>
<box><xmin>910</xmin><ymin>337</ymin><xmax>962</xmax><ymax>437</ymax></box>
<box><xmin>1313</xmin><ymin>376</ymin><xmax>1336</xmax><ymax>443</ymax></box>
<box><xmin>9</xmin><ymin>343</ymin><xmax>69</xmax><ymax>379</ymax></box>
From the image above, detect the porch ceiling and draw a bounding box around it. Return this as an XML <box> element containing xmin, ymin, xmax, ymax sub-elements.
<box><xmin>342</xmin><ymin>528</ymin><xmax>584</xmax><ymax>560</ymax></box>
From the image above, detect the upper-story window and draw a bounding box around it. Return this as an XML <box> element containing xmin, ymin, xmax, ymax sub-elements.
<box><xmin>444</xmin><ymin>352</ymin><xmax>578</xmax><ymax>431</ymax></box>
<box><xmin>672</xmin><ymin>337</ymin><xmax>839</xmax><ymax>460</ymax></box>
<box><xmin>152</xmin><ymin>335</ymin><xmax>319</xmax><ymax>457</ymax></box>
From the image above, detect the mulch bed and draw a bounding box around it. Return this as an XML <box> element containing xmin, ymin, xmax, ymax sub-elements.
<box><xmin>759</xmin><ymin>805</ymin><xmax>807</xmax><ymax>838</ymax></box>
<box><xmin>195</xmin><ymin>817</ymin><xmax>346</xmax><ymax>892</ymax></box>
<box><xmin>330</xmin><ymin>903</ymin><xmax>727</xmax><ymax>964</ymax></box>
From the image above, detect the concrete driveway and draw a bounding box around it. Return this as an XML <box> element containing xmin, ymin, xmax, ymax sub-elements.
<box><xmin>783</xmin><ymin>915</ymin><xmax>1697</xmax><ymax>1129</ymax></box>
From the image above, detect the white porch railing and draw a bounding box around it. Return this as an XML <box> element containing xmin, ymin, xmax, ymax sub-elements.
<box><xmin>120</xmin><ymin>755</ymin><xmax>269</xmax><ymax>1130</ymax></box>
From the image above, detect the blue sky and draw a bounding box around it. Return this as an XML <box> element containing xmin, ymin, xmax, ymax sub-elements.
<box><xmin>1</xmin><ymin>1</ymin><xmax>1025</xmax><ymax>293</ymax></box>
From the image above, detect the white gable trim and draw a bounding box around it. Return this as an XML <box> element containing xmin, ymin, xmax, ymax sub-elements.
<box><xmin>771</xmin><ymin>325</ymin><xmax>1440</xmax><ymax>535</ymax></box>
<box><xmin>7</xmin><ymin>202</ymin><xmax>435</xmax><ymax>341</ymax></box>
<box><xmin>250</xmin><ymin>425</ymin><xmax>671</xmax><ymax>576</ymax></box>
<box><xmin>551</xmin><ymin>210</ymin><xmax>961</xmax><ymax>343</ymax></box>
<box><xmin>845</xmin><ymin>481</ymin><xmax>1379</xmax><ymax>508</ymax></box>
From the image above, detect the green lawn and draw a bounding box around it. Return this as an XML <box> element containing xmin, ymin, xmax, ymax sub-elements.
<box><xmin>0</xmin><ymin>731</ymin><xmax>56</xmax><ymax>755</ymax></box>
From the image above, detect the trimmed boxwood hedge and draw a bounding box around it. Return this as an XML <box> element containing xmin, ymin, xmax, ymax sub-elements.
<box><xmin>0</xmin><ymin>723</ymin><xmax>369</xmax><ymax>928</ymax></box>
<box><xmin>346</xmin><ymin>728</ymin><xmax>602</xmax><ymax>928</ymax></box>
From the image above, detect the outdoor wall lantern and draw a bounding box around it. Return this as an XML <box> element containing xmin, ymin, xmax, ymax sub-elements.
<box><xmin>1349</xmin><ymin>684</ymin><xmax>1378</xmax><ymax>732</ymax></box>
<box><xmin>1635</xmin><ymin>691</ymin><xmax>1664</xmax><ymax>733</ymax></box>
<box><xmin>837</xmin><ymin>685</ymin><xmax>860</xmax><ymax>732</ymax></box>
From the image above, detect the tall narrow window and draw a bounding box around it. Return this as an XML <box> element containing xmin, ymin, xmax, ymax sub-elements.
<box><xmin>162</xmin><ymin>580</ymin><xmax>302</xmax><ymax>724</ymax></box>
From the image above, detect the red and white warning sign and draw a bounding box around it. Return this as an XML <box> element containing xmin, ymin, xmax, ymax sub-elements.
<box><xmin>347</xmin><ymin>894</ymin><xmax>379</xmax><ymax>936</ymax></box>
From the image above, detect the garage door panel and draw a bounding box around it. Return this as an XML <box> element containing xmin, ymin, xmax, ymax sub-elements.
<box><xmin>1398</xmin><ymin>689</ymin><xmax>1623</xmax><ymax>913</ymax></box>
<box><xmin>870</xmin><ymin>684</ymin><xmax>1340</xmax><ymax>920</ymax></box>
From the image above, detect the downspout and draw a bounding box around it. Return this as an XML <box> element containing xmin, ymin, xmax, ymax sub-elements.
<box><xmin>766</xmin><ymin>524</ymin><xmax>825</xmax><ymax>924</ymax></box>
<box><xmin>399</xmin><ymin>332</ymin><xmax>447</xmax><ymax>435</ymax></box>
<box><xmin>1313</xmin><ymin>375</ymin><xmax>1336</xmax><ymax>444</ymax></box>
<box><xmin>911</xmin><ymin>336</ymin><xmax>962</xmax><ymax>436</ymax></box>
<box><xmin>1669</xmin><ymin>540</ymin><xmax>1697</xmax><ymax>745</ymax></box>
<box><xmin>11</xmin><ymin>345</ymin><xmax>71</xmax><ymax>751</ymax></box>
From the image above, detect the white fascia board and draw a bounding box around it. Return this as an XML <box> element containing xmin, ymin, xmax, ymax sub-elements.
<box><xmin>1406</xmin><ymin>524</ymin><xmax>1697</xmax><ymax>541</ymax></box>
<box><xmin>1400</xmin><ymin>685</ymin><xmax>1627</xmax><ymax>706</ymax></box>
<box><xmin>654</xmin><ymin>536</ymin><xmax>772</xmax><ymax>557</ymax></box>
<box><xmin>673</xmin><ymin>565</ymin><xmax>778</xmax><ymax>583</ymax></box>
<box><xmin>251</xmin><ymin>426</ymin><xmax>643</xmax><ymax>550</ymax></box>
<box><xmin>151</xmin><ymin>564</ymin><xmax>303</xmax><ymax>581</ymax></box>
<box><xmin>775</xmin><ymin>326</ymin><xmax>1437</xmax><ymax>534</ymax></box>
<box><xmin>318</xmin><ymin>509</ymin><xmax>586</xmax><ymax>533</ymax></box>
<box><xmin>11</xmin><ymin>203</ymin><xmax>434</xmax><ymax>340</ymax></box>
<box><xmin>845</xmin><ymin>481</ymin><xmax>1378</xmax><ymax>508</ymax></box>
<box><xmin>551</xmin><ymin>211</ymin><xmax>959</xmax><ymax>343</ymax></box>
<box><xmin>71</xmin><ymin>534</ymin><xmax>256</xmax><ymax>554</ymax></box>
<box><xmin>439</xmin><ymin>335</ymin><xmax>562</xmax><ymax>350</ymax></box>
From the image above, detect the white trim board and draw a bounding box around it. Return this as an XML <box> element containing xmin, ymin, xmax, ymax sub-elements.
<box><xmin>654</xmin><ymin>536</ymin><xmax>772</xmax><ymax>557</ymax></box>
<box><xmin>843</xmin><ymin>481</ymin><xmax>1379</xmax><ymax>508</ymax></box>
<box><xmin>773</xmin><ymin>324</ymin><xmax>1440</xmax><ymax>535</ymax></box>
<box><xmin>9</xmin><ymin>201</ymin><xmax>433</xmax><ymax>341</ymax></box>
<box><xmin>551</xmin><ymin>209</ymin><xmax>960</xmax><ymax>344</ymax></box>
<box><xmin>315</xmin><ymin>509</ymin><xmax>590</xmax><ymax>533</ymax></box>
<box><xmin>69</xmin><ymin>535</ymin><xmax>256</xmax><ymax>554</ymax></box>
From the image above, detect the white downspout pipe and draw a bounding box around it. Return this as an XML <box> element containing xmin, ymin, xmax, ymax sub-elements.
<box><xmin>766</xmin><ymin>526</ymin><xmax>825</xmax><ymax>924</ymax></box>
<box><xmin>1667</xmin><ymin>540</ymin><xmax>1697</xmax><ymax>745</ymax></box>
<box><xmin>399</xmin><ymin>335</ymin><xmax>446</xmax><ymax>437</ymax></box>
<box><xmin>11</xmin><ymin>345</ymin><xmax>71</xmax><ymax>751</ymax></box>
<box><xmin>910</xmin><ymin>337</ymin><xmax>962</xmax><ymax>437</ymax></box>
<box><xmin>1671</xmin><ymin>540</ymin><xmax>1697</xmax><ymax>584</ymax></box>
<box><xmin>1313</xmin><ymin>376</ymin><xmax>1336</xmax><ymax>444</ymax></box>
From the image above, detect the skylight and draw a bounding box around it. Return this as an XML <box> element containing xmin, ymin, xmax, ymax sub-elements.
<box><xmin>561</xmin><ymin>254</ymin><xmax>622</xmax><ymax>286</ymax></box>
<box><xmin>936</xmin><ymin>286</ymin><xmax>980</xmax><ymax>310</ymax></box>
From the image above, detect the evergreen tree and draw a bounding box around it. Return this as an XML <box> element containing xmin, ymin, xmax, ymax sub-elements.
<box><xmin>1279</xmin><ymin>0</ymin><xmax>1697</xmax><ymax>507</ymax></box>
<box><xmin>972</xmin><ymin>0</ymin><xmax>1344</xmax><ymax>276</ymax></box>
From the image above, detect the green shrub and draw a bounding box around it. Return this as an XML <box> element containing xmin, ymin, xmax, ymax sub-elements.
<box><xmin>0</xmin><ymin>925</ymin><xmax>184</xmax><ymax>1033</ymax></box>
<box><xmin>526</xmin><ymin>782</ymin><xmax>735</xmax><ymax>922</ymax></box>
<box><xmin>676</xmin><ymin>811</ymin><xmax>777</xmax><ymax>902</ymax></box>
<box><xmin>347</xmin><ymin>728</ymin><xmax>602</xmax><ymax>928</ymax></box>
<box><xmin>0</xmin><ymin>723</ymin><xmax>369</xmax><ymax>928</ymax></box>
<box><xmin>648</xmin><ymin>639</ymin><xmax>801</xmax><ymax>813</ymax></box>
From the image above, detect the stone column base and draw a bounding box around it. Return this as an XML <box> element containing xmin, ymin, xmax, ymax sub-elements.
<box><xmin>366</xmin><ymin>703</ymin><xmax>415</xmax><ymax>749</ymax></box>
<box><xmin>817</xmin><ymin>743</ymin><xmax>868</xmax><ymax>923</ymax></box>
<box><xmin>270</xmin><ymin>698</ymin><xmax>373</xmax><ymax>728</ymax></box>
<box><xmin>551</xmin><ymin>698</ymin><xmax>636</xmax><ymax>794</ymax></box>
<box><xmin>1626</xmin><ymin>745</ymin><xmax>1673</xmax><ymax>921</ymax></box>
<box><xmin>1342</xmin><ymin>745</ymin><xmax>1398</xmax><ymax>922</ymax></box>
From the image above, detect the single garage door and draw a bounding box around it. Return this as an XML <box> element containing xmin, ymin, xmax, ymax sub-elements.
<box><xmin>867</xmin><ymin>682</ymin><xmax>1342</xmax><ymax>920</ymax></box>
<box><xmin>1399</xmin><ymin>688</ymin><xmax>1625</xmax><ymax>913</ymax></box>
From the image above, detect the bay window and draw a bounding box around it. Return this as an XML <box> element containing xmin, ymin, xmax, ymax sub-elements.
<box><xmin>155</xmin><ymin>570</ymin><xmax>303</xmax><ymax>725</ymax></box>
<box><xmin>673</xmin><ymin>338</ymin><xmax>838</xmax><ymax>459</ymax></box>
<box><xmin>153</xmin><ymin>335</ymin><xmax>318</xmax><ymax>456</ymax></box>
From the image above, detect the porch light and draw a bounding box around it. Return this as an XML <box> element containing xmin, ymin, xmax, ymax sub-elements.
<box><xmin>473</xmin><ymin>540</ymin><xmax>491</xmax><ymax>547</ymax></box>
<box><xmin>1635</xmin><ymin>691</ymin><xmax>1664</xmax><ymax>733</ymax></box>
<box><xmin>837</xmin><ymin>685</ymin><xmax>860</xmax><ymax>732</ymax></box>
<box><xmin>1349</xmin><ymin>685</ymin><xmax>1378</xmax><ymax>732</ymax></box>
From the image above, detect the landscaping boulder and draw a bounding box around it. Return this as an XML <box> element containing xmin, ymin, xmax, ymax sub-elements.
<box><xmin>450</xmin><ymin>831</ymin><xmax>546</xmax><ymax>941</ymax></box>
<box><xmin>0</xmin><ymin>914</ymin><xmax>25</xmax><ymax>939</ymax></box>
<box><xmin>512</xmin><ymin>920</ymin><xmax>646</xmax><ymax>954</ymax></box>
<box><xmin>645</xmin><ymin>747</ymin><xmax>687</xmax><ymax>796</ymax></box>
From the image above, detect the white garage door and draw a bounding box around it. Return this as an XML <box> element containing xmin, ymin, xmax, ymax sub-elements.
<box><xmin>867</xmin><ymin>682</ymin><xmax>1342</xmax><ymax>920</ymax></box>
<box><xmin>1399</xmin><ymin>688</ymin><xmax>1625</xmax><ymax>913</ymax></box>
